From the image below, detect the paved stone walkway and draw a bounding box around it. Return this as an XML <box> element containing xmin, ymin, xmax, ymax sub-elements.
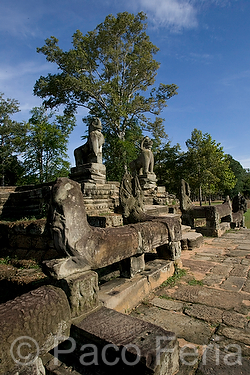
<box><xmin>130</xmin><ymin>228</ymin><xmax>250</xmax><ymax>374</ymax></box>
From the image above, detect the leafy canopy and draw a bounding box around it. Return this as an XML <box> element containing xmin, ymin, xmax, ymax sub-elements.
<box><xmin>0</xmin><ymin>93</ymin><xmax>26</xmax><ymax>186</ymax></box>
<box><xmin>182</xmin><ymin>129</ymin><xmax>236</xmax><ymax>198</ymax></box>
<box><xmin>34</xmin><ymin>11</ymin><xmax>178</xmax><ymax>146</ymax></box>
<box><xmin>22</xmin><ymin>106</ymin><xmax>75</xmax><ymax>184</ymax></box>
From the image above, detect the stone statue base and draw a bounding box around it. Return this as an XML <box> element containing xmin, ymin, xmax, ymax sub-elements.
<box><xmin>138</xmin><ymin>173</ymin><xmax>157</xmax><ymax>190</ymax></box>
<box><xmin>70</xmin><ymin>163</ymin><xmax>106</xmax><ymax>185</ymax></box>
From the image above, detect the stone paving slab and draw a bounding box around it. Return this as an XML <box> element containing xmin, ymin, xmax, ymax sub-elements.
<box><xmin>209</xmin><ymin>264</ymin><xmax>233</xmax><ymax>276</ymax></box>
<box><xmin>229</xmin><ymin>264</ymin><xmax>250</xmax><ymax>277</ymax></box>
<box><xmin>132</xmin><ymin>305</ymin><xmax>214</xmax><ymax>345</ymax></box>
<box><xmin>236</xmin><ymin>244</ymin><xmax>250</xmax><ymax>250</ymax></box>
<box><xmin>226</xmin><ymin>249</ymin><xmax>250</xmax><ymax>257</ymax></box>
<box><xmin>163</xmin><ymin>284</ymin><xmax>249</xmax><ymax>311</ymax></box>
<box><xmin>202</xmin><ymin>274</ymin><xmax>225</xmax><ymax>287</ymax></box>
<box><xmin>217</xmin><ymin>325</ymin><xmax>250</xmax><ymax>346</ymax></box>
<box><xmin>220</xmin><ymin>276</ymin><xmax>246</xmax><ymax>291</ymax></box>
<box><xmin>222</xmin><ymin>256</ymin><xmax>241</xmax><ymax>264</ymax></box>
<box><xmin>181</xmin><ymin>259</ymin><xmax>215</xmax><ymax>274</ymax></box>
<box><xmin>151</xmin><ymin>297</ymin><xmax>184</xmax><ymax>312</ymax></box>
<box><xmin>242</xmin><ymin>279</ymin><xmax>250</xmax><ymax>293</ymax></box>
<box><xmin>196</xmin><ymin>345</ymin><xmax>250</xmax><ymax>375</ymax></box>
<box><xmin>184</xmin><ymin>304</ymin><xmax>223</xmax><ymax>324</ymax></box>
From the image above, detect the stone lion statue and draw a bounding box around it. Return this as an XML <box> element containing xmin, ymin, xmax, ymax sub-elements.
<box><xmin>129</xmin><ymin>136</ymin><xmax>154</xmax><ymax>176</ymax></box>
<box><xmin>74</xmin><ymin>117</ymin><xmax>105</xmax><ymax>166</ymax></box>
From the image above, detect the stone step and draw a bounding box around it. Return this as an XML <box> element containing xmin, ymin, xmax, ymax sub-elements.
<box><xmin>99</xmin><ymin>259</ymin><xmax>179</xmax><ymax>313</ymax></box>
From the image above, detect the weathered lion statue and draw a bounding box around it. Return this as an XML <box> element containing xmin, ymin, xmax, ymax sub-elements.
<box><xmin>129</xmin><ymin>136</ymin><xmax>154</xmax><ymax>176</ymax></box>
<box><xmin>74</xmin><ymin>117</ymin><xmax>105</xmax><ymax>166</ymax></box>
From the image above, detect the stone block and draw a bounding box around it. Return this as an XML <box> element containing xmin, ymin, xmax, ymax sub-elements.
<box><xmin>184</xmin><ymin>304</ymin><xmax>223</xmax><ymax>324</ymax></box>
<box><xmin>119</xmin><ymin>254</ymin><xmax>145</xmax><ymax>278</ymax></box>
<box><xmin>143</xmin><ymin>260</ymin><xmax>175</xmax><ymax>290</ymax></box>
<box><xmin>157</xmin><ymin>241</ymin><xmax>181</xmax><ymax>261</ymax></box>
<box><xmin>70</xmin><ymin>163</ymin><xmax>106</xmax><ymax>184</ymax></box>
<box><xmin>58</xmin><ymin>271</ymin><xmax>100</xmax><ymax>319</ymax></box>
<box><xmin>151</xmin><ymin>297</ymin><xmax>184</xmax><ymax>312</ymax></box>
<box><xmin>99</xmin><ymin>274</ymin><xmax>150</xmax><ymax>313</ymax></box>
<box><xmin>71</xmin><ymin>306</ymin><xmax>179</xmax><ymax>375</ymax></box>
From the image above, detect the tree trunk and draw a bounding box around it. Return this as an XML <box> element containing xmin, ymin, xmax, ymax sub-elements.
<box><xmin>199</xmin><ymin>185</ymin><xmax>202</xmax><ymax>206</ymax></box>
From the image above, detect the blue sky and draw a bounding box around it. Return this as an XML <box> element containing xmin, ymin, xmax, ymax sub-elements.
<box><xmin>1</xmin><ymin>0</ymin><xmax>250</xmax><ymax>169</ymax></box>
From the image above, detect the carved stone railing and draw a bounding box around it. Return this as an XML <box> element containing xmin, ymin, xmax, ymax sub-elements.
<box><xmin>0</xmin><ymin>177</ymin><xmax>183</xmax><ymax>374</ymax></box>
<box><xmin>44</xmin><ymin>178</ymin><xmax>182</xmax><ymax>279</ymax></box>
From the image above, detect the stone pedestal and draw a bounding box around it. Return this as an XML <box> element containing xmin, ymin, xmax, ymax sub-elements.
<box><xmin>138</xmin><ymin>172</ymin><xmax>157</xmax><ymax>189</ymax></box>
<box><xmin>70</xmin><ymin>163</ymin><xmax>106</xmax><ymax>185</ymax></box>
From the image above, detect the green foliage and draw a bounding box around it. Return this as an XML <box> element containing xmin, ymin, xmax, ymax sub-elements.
<box><xmin>224</xmin><ymin>154</ymin><xmax>246</xmax><ymax>198</ymax></box>
<box><xmin>0</xmin><ymin>256</ymin><xmax>11</xmax><ymax>265</ymax></box>
<box><xmin>154</xmin><ymin>141</ymin><xmax>183</xmax><ymax>193</ymax></box>
<box><xmin>34</xmin><ymin>12</ymin><xmax>178</xmax><ymax>177</ymax></box>
<box><xmin>0</xmin><ymin>93</ymin><xmax>26</xmax><ymax>186</ymax></box>
<box><xmin>242</xmin><ymin>169</ymin><xmax>250</xmax><ymax>198</ymax></box>
<box><xmin>187</xmin><ymin>278</ymin><xmax>203</xmax><ymax>286</ymax></box>
<box><xmin>21</xmin><ymin>106</ymin><xmax>75</xmax><ymax>184</ymax></box>
<box><xmin>103</xmin><ymin>120</ymin><xmax>143</xmax><ymax>181</ymax></box>
<box><xmin>181</xmin><ymin>129</ymin><xmax>236</xmax><ymax>200</ymax></box>
<box><xmin>244</xmin><ymin>209</ymin><xmax>250</xmax><ymax>229</ymax></box>
<box><xmin>158</xmin><ymin>295</ymin><xmax>173</xmax><ymax>300</ymax></box>
<box><xmin>160</xmin><ymin>267</ymin><xmax>186</xmax><ymax>287</ymax></box>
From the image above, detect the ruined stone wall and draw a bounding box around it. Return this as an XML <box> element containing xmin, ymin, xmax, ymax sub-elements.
<box><xmin>0</xmin><ymin>219</ymin><xmax>63</xmax><ymax>262</ymax></box>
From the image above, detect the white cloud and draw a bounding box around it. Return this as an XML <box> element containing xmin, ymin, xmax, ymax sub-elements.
<box><xmin>0</xmin><ymin>61</ymin><xmax>50</xmax><ymax>83</ymax></box>
<box><xmin>136</xmin><ymin>0</ymin><xmax>198</xmax><ymax>30</ymax></box>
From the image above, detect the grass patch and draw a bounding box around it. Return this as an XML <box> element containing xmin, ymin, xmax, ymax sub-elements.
<box><xmin>158</xmin><ymin>295</ymin><xmax>173</xmax><ymax>300</ymax></box>
<box><xmin>188</xmin><ymin>278</ymin><xmax>203</xmax><ymax>286</ymax></box>
<box><xmin>161</xmin><ymin>267</ymin><xmax>187</xmax><ymax>288</ymax></box>
<box><xmin>244</xmin><ymin>209</ymin><xmax>250</xmax><ymax>229</ymax></box>
<box><xmin>0</xmin><ymin>256</ymin><xmax>11</xmax><ymax>265</ymax></box>
<box><xmin>0</xmin><ymin>256</ymin><xmax>40</xmax><ymax>270</ymax></box>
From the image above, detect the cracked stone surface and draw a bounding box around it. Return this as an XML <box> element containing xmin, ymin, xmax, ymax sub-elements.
<box><xmin>130</xmin><ymin>228</ymin><xmax>250</xmax><ymax>375</ymax></box>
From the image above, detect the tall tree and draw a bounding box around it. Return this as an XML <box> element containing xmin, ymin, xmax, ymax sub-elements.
<box><xmin>34</xmin><ymin>12</ymin><xmax>178</xmax><ymax>178</ymax></box>
<box><xmin>182</xmin><ymin>129</ymin><xmax>236</xmax><ymax>203</ymax></box>
<box><xmin>224</xmin><ymin>154</ymin><xmax>246</xmax><ymax>198</ymax></box>
<box><xmin>0</xmin><ymin>93</ymin><xmax>26</xmax><ymax>186</ymax></box>
<box><xmin>22</xmin><ymin>106</ymin><xmax>75</xmax><ymax>184</ymax></box>
<box><xmin>154</xmin><ymin>141</ymin><xmax>183</xmax><ymax>194</ymax></box>
<box><xmin>243</xmin><ymin>169</ymin><xmax>250</xmax><ymax>198</ymax></box>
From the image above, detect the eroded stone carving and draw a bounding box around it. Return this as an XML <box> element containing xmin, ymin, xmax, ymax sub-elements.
<box><xmin>180</xmin><ymin>179</ymin><xmax>194</xmax><ymax>212</ymax></box>
<box><xmin>119</xmin><ymin>172</ymin><xmax>145</xmax><ymax>223</ymax></box>
<box><xmin>74</xmin><ymin>117</ymin><xmax>105</xmax><ymax>165</ymax></box>
<box><xmin>129</xmin><ymin>136</ymin><xmax>154</xmax><ymax>175</ymax></box>
<box><xmin>70</xmin><ymin>117</ymin><xmax>106</xmax><ymax>184</ymax></box>
<box><xmin>129</xmin><ymin>136</ymin><xmax>157</xmax><ymax>189</ymax></box>
<box><xmin>0</xmin><ymin>285</ymin><xmax>71</xmax><ymax>374</ymax></box>
<box><xmin>45</xmin><ymin>178</ymin><xmax>182</xmax><ymax>278</ymax></box>
<box><xmin>179</xmin><ymin>179</ymin><xmax>246</xmax><ymax>236</ymax></box>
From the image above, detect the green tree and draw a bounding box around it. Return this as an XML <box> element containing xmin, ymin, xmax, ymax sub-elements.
<box><xmin>224</xmin><ymin>155</ymin><xmax>246</xmax><ymax>198</ymax></box>
<box><xmin>103</xmin><ymin>120</ymin><xmax>143</xmax><ymax>181</ymax></box>
<box><xmin>22</xmin><ymin>106</ymin><xmax>75</xmax><ymax>184</ymax></box>
<box><xmin>0</xmin><ymin>93</ymin><xmax>26</xmax><ymax>186</ymax></box>
<box><xmin>154</xmin><ymin>141</ymin><xmax>183</xmax><ymax>194</ymax></box>
<box><xmin>182</xmin><ymin>129</ymin><xmax>236</xmax><ymax>204</ymax></box>
<box><xmin>34</xmin><ymin>12</ymin><xmax>178</xmax><ymax>178</ymax></box>
<box><xmin>243</xmin><ymin>169</ymin><xmax>250</xmax><ymax>198</ymax></box>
